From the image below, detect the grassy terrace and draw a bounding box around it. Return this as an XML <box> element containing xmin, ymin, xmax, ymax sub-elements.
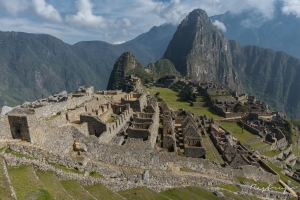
<box><xmin>161</xmin><ymin>186</ymin><xmax>219</xmax><ymax>200</ymax></box>
<box><xmin>0</xmin><ymin>157</ymin><xmax>13</xmax><ymax>199</ymax></box>
<box><xmin>262</xmin><ymin>150</ymin><xmax>281</xmax><ymax>157</ymax></box>
<box><xmin>217</xmin><ymin>121</ymin><xmax>260</xmax><ymax>145</ymax></box>
<box><xmin>35</xmin><ymin>170</ymin><xmax>73</xmax><ymax>200</ymax></box>
<box><xmin>236</xmin><ymin>177</ymin><xmax>285</xmax><ymax>192</ymax></box>
<box><xmin>84</xmin><ymin>184</ymin><xmax>123</xmax><ymax>200</ymax></box>
<box><xmin>7</xmin><ymin>165</ymin><xmax>52</xmax><ymax>199</ymax></box>
<box><xmin>107</xmin><ymin>116</ymin><xmax>116</xmax><ymax>123</ymax></box>
<box><xmin>118</xmin><ymin>187</ymin><xmax>169</xmax><ymax>200</ymax></box>
<box><xmin>217</xmin><ymin>121</ymin><xmax>274</xmax><ymax>152</ymax></box>
<box><xmin>60</xmin><ymin>180</ymin><xmax>95</xmax><ymax>200</ymax></box>
<box><xmin>202</xmin><ymin>136</ymin><xmax>225</xmax><ymax>165</ymax></box>
<box><xmin>147</xmin><ymin>88</ymin><xmax>221</xmax><ymax>119</ymax></box>
<box><xmin>265</xmin><ymin>162</ymin><xmax>300</xmax><ymax>190</ymax></box>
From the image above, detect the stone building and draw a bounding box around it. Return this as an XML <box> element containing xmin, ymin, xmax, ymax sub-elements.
<box><xmin>239</xmin><ymin>114</ymin><xmax>288</xmax><ymax>151</ymax></box>
<box><xmin>121</xmin><ymin>93</ymin><xmax>147</xmax><ymax>112</ymax></box>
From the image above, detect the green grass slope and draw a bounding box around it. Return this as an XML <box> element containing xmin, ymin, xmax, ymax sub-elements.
<box><xmin>7</xmin><ymin>165</ymin><xmax>52</xmax><ymax>199</ymax></box>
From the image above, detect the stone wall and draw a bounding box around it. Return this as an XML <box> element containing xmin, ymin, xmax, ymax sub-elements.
<box><xmin>184</xmin><ymin>146</ymin><xmax>206</xmax><ymax>158</ymax></box>
<box><xmin>121</xmin><ymin>93</ymin><xmax>147</xmax><ymax>112</ymax></box>
<box><xmin>34</xmin><ymin>101</ymin><xmax>67</xmax><ymax>118</ymax></box>
<box><xmin>8</xmin><ymin>115</ymin><xmax>31</xmax><ymax>141</ymax></box>
<box><xmin>34</xmin><ymin>95</ymin><xmax>91</xmax><ymax>118</ymax></box>
<box><xmin>99</xmin><ymin>107</ymin><xmax>132</xmax><ymax>143</ymax></box>
<box><xmin>127</xmin><ymin>129</ymin><xmax>150</xmax><ymax>140</ymax></box>
<box><xmin>80</xmin><ymin>115</ymin><xmax>107</xmax><ymax>137</ymax></box>
<box><xmin>0</xmin><ymin>115</ymin><xmax>12</xmax><ymax>139</ymax></box>
<box><xmin>66</xmin><ymin>107</ymin><xmax>86</xmax><ymax>122</ymax></box>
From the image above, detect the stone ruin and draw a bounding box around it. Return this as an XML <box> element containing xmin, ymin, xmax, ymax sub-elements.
<box><xmin>239</xmin><ymin>113</ymin><xmax>288</xmax><ymax>152</ymax></box>
<box><xmin>209</xmin><ymin>123</ymin><xmax>260</xmax><ymax>168</ymax></box>
<box><xmin>0</xmin><ymin>81</ymin><xmax>293</xmax><ymax>199</ymax></box>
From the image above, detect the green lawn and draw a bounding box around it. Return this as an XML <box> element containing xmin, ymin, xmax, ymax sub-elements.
<box><xmin>107</xmin><ymin>116</ymin><xmax>116</xmax><ymax>123</ymax></box>
<box><xmin>84</xmin><ymin>184</ymin><xmax>123</xmax><ymax>200</ymax></box>
<box><xmin>147</xmin><ymin>88</ymin><xmax>221</xmax><ymax>118</ymax></box>
<box><xmin>7</xmin><ymin>165</ymin><xmax>53</xmax><ymax>200</ymax></box>
<box><xmin>265</xmin><ymin>162</ymin><xmax>300</xmax><ymax>192</ymax></box>
<box><xmin>35</xmin><ymin>170</ymin><xmax>73</xmax><ymax>200</ymax></box>
<box><xmin>262</xmin><ymin>150</ymin><xmax>281</xmax><ymax>157</ymax></box>
<box><xmin>250</xmin><ymin>142</ymin><xmax>271</xmax><ymax>151</ymax></box>
<box><xmin>161</xmin><ymin>186</ymin><xmax>219</xmax><ymax>200</ymax></box>
<box><xmin>118</xmin><ymin>186</ymin><xmax>169</xmax><ymax>200</ymax></box>
<box><xmin>219</xmin><ymin>184</ymin><xmax>239</xmax><ymax>192</ymax></box>
<box><xmin>60</xmin><ymin>180</ymin><xmax>95</xmax><ymax>200</ymax></box>
<box><xmin>218</xmin><ymin>122</ymin><xmax>261</xmax><ymax>145</ymax></box>
<box><xmin>0</xmin><ymin>157</ymin><xmax>14</xmax><ymax>199</ymax></box>
<box><xmin>236</xmin><ymin>177</ymin><xmax>285</xmax><ymax>192</ymax></box>
<box><xmin>202</xmin><ymin>136</ymin><xmax>224</xmax><ymax>165</ymax></box>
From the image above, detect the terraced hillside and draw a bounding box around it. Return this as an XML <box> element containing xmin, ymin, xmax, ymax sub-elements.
<box><xmin>0</xmin><ymin>145</ymin><xmax>275</xmax><ymax>200</ymax></box>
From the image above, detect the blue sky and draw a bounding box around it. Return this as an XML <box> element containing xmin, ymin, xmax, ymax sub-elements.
<box><xmin>0</xmin><ymin>0</ymin><xmax>299</xmax><ymax>44</ymax></box>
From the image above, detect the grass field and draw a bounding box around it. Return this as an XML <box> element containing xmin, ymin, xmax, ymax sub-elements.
<box><xmin>217</xmin><ymin>122</ymin><xmax>260</xmax><ymax>145</ymax></box>
<box><xmin>0</xmin><ymin>157</ymin><xmax>14</xmax><ymax>199</ymax></box>
<box><xmin>7</xmin><ymin>165</ymin><xmax>52</xmax><ymax>200</ymax></box>
<box><xmin>250</xmin><ymin>142</ymin><xmax>271</xmax><ymax>151</ymax></box>
<box><xmin>161</xmin><ymin>186</ymin><xmax>219</xmax><ymax>200</ymax></box>
<box><xmin>60</xmin><ymin>180</ymin><xmax>95</xmax><ymax>200</ymax></box>
<box><xmin>202</xmin><ymin>136</ymin><xmax>224</xmax><ymax>165</ymax></box>
<box><xmin>118</xmin><ymin>186</ymin><xmax>169</xmax><ymax>200</ymax></box>
<box><xmin>262</xmin><ymin>150</ymin><xmax>281</xmax><ymax>157</ymax></box>
<box><xmin>265</xmin><ymin>162</ymin><xmax>300</xmax><ymax>191</ymax></box>
<box><xmin>147</xmin><ymin>88</ymin><xmax>221</xmax><ymax>118</ymax></box>
<box><xmin>84</xmin><ymin>184</ymin><xmax>124</xmax><ymax>200</ymax></box>
<box><xmin>35</xmin><ymin>170</ymin><xmax>73</xmax><ymax>200</ymax></box>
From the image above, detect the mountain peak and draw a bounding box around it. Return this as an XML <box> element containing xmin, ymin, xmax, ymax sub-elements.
<box><xmin>163</xmin><ymin>8</ymin><xmax>239</xmax><ymax>89</ymax></box>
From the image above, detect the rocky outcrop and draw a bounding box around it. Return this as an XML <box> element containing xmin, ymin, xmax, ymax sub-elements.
<box><xmin>163</xmin><ymin>9</ymin><xmax>300</xmax><ymax>119</ymax></box>
<box><xmin>163</xmin><ymin>9</ymin><xmax>241</xmax><ymax>90</ymax></box>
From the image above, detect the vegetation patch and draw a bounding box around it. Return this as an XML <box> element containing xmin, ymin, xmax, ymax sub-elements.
<box><xmin>219</xmin><ymin>184</ymin><xmax>239</xmax><ymax>192</ymax></box>
<box><xmin>84</xmin><ymin>183</ymin><xmax>123</xmax><ymax>200</ymax></box>
<box><xmin>218</xmin><ymin>122</ymin><xmax>260</xmax><ymax>145</ymax></box>
<box><xmin>60</xmin><ymin>180</ymin><xmax>95</xmax><ymax>200</ymax></box>
<box><xmin>262</xmin><ymin>150</ymin><xmax>281</xmax><ymax>157</ymax></box>
<box><xmin>161</xmin><ymin>186</ymin><xmax>219</xmax><ymax>200</ymax></box>
<box><xmin>147</xmin><ymin>88</ymin><xmax>221</xmax><ymax>119</ymax></box>
<box><xmin>89</xmin><ymin>171</ymin><xmax>102</xmax><ymax>178</ymax></box>
<box><xmin>0</xmin><ymin>157</ymin><xmax>13</xmax><ymax>199</ymax></box>
<box><xmin>52</xmin><ymin>163</ymin><xmax>85</xmax><ymax>174</ymax></box>
<box><xmin>7</xmin><ymin>165</ymin><xmax>53</xmax><ymax>200</ymax></box>
<box><xmin>5</xmin><ymin>148</ymin><xmax>33</xmax><ymax>160</ymax></box>
<box><xmin>118</xmin><ymin>186</ymin><xmax>169</xmax><ymax>200</ymax></box>
<box><xmin>35</xmin><ymin>170</ymin><xmax>72</xmax><ymax>200</ymax></box>
<box><xmin>236</xmin><ymin>177</ymin><xmax>285</xmax><ymax>192</ymax></box>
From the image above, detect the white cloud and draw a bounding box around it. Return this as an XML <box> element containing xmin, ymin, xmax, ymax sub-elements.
<box><xmin>113</xmin><ymin>40</ymin><xmax>125</xmax><ymax>45</ymax></box>
<box><xmin>212</xmin><ymin>20</ymin><xmax>226</xmax><ymax>32</ymax></box>
<box><xmin>282</xmin><ymin>0</ymin><xmax>300</xmax><ymax>17</ymax></box>
<box><xmin>65</xmin><ymin>0</ymin><xmax>131</xmax><ymax>30</ymax></box>
<box><xmin>0</xmin><ymin>0</ymin><xmax>29</xmax><ymax>15</ymax></box>
<box><xmin>154</xmin><ymin>0</ymin><xmax>183</xmax><ymax>24</ymax></box>
<box><xmin>32</xmin><ymin>0</ymin><xmax>62</xmax><ymax>22</ymax></box>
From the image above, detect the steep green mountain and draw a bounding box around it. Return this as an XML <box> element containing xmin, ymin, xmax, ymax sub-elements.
<box><xmin>0</xmin><ymin>32</ymin><xmax>101</xmax><ymax>107</ymax></box>
<box><xmin>163</xmin><ymin>9</ymin><xmax>300</xmax><ymax>119</ymax></box>
<box><xmin>210</xmin><ymin>2</ymin><xmax>300</xmax><ymax>59</ymax></box>
<box><xmin>0</xmin><ymin>24</ymin><xmax>176</xmax><ymax>107</ymax></box>
<box><xmin>163</xmin><ymin>9</ymin><xmax>241</xmax><ymax>90</ymax></box>
<box><xmin>107</xmin><ymin>53</ymin><xmax>181</xmax><ymax>90</ymax></box>
<box><xmin>146</xmin><ymin>59</ymin><xmax>182</xmax><ymax>78</ymax></box>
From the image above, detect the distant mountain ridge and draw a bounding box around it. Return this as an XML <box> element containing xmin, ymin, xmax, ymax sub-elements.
<box><xmin>163</xmin><ymin>9</ymin><xmax>300</xmax><ymax>119</ymax></box>
<box><xmin>0</xmin><ymin>24</ymin><xmax>176</xmax><ymax>107</ymax></box>
<box><xmin>210</xmin><ymin>2</ymin><xmax>300</xmax><ymax>59</ymax></box>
